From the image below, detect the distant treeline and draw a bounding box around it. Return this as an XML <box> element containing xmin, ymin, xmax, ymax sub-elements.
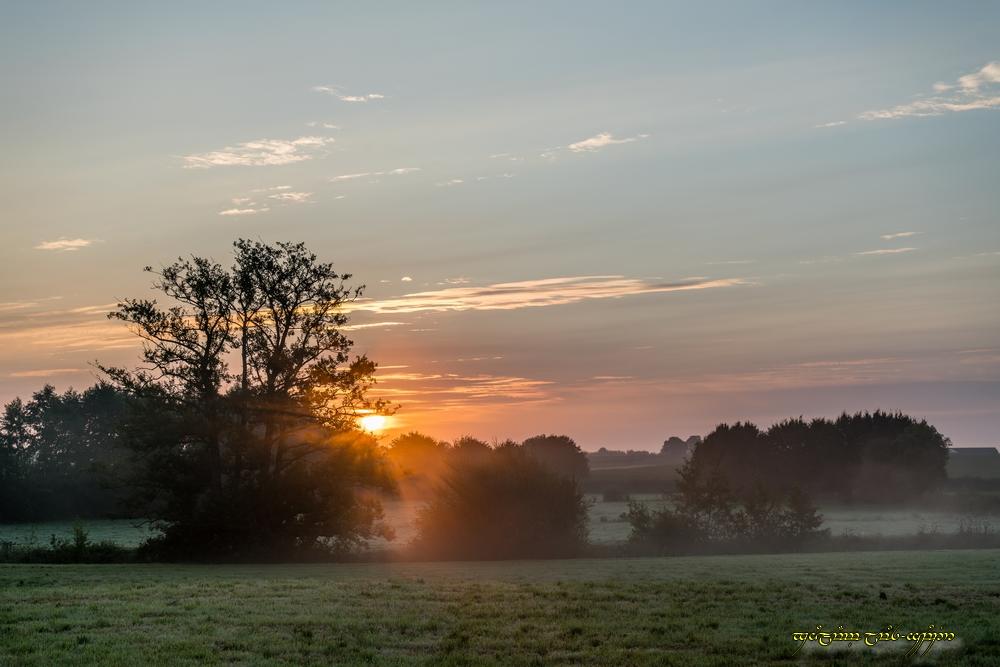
<box><xmin>688</xmin><ymin>414</ymin><xmax>950</xmax><ymax>504</ymax></box>
<box><xmin>0</xmin><ymin>384</ymin><xmax>132</xmax><ymax>522</ymax></box>
<box><xmin>589</xmin><ymin>435</ymin><xmax>701</xmax><ymax>469</ymax></box>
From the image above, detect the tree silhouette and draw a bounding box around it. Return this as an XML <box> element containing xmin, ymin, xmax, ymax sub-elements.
<box><xmin>103</xmin><ymin>240</ymin><xmax>395</xmax><ymax>557</ymax></box>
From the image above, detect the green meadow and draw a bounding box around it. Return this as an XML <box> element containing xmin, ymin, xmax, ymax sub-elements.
<box><xmin>2</xmin><ymin>549</ymin><xmax>998</xmax><ymax>665</ymax></box>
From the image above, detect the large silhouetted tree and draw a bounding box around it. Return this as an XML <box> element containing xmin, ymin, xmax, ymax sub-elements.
<box><xmin>103</xmin><ymin>240</ymin><xmax>395</xmax><ymax>557</ymax></box>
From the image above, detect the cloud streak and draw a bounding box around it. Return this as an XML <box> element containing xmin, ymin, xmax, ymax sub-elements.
<box><xmin>353</xmin><ymin>275</ymin><xmax>747</xmax><ymax>314</ymax></box>
<box><xmin>9</xmin><ymin>368</ymin><xmax>85</xmax><ymax>378</ymax></box>
<box><xmin>267</xmin><ymin>191</ymin><xmax>313</xmax><ymax>203</ymax></box>
<box><xmin>312</xmin><ymin>85</ymin><xmax>385</xmax><ymax>102</ymax></box>
<box><xmin>34</xmin><ymin>238</ymin><xmax>95</xmax><ymax>252</ymax></box>
<box><xmin>183</xmin><ymin>136</ymin><xmax>334</xmax><ymax>168</ymax></box>
<box><xmin>218</xmin><ymin>207</ymin><xmax>268</xmax><ymax>216</ymax></box>
<box><xmin>880</xmin><ymin>231</ymin><xmax>920</xmax><ymax>240</ymax></box>
<box><xmin>330</xmin><ymin>167</ymin><xmax>420</xmax><ymax>182</ymax></box>
<box><xmin>373</xmin><ymin>371</ymin><xmax>554</xmax><ymax>406</ymax></box>
<box><xmin>568</xmin><ymin>132</ymin><xmax>649</xmax><ymax>152</ymax></box>
<box><xmin>857</xmin><ymin>247</ymin><xmax>917</xmax><ymax>256</ymax></box>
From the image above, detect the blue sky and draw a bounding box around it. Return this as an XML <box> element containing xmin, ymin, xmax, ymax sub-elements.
<box><xmin>1</xmin><ymin>2</ymin><xmax>998</xmax><ymax>447</ymax></box>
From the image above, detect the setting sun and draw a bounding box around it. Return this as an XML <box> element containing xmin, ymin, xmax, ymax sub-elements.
<box><xmin>358</xmin><ymin>414</ymin><xmax>388</xmax><ymax>433</ymax></box>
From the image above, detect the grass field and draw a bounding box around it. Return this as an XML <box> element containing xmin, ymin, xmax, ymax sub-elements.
<box><xmin>1</xmin><ymin>549</ymin><xmax>998</xmax><ymax>665</ymax></box>
<box><xmin>2</xmin><ymin>496</ymin><xmax>997</xmax><ymax>550</ymax></box>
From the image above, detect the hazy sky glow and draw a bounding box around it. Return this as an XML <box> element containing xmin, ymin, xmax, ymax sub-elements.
<box><xmin>1</xmin><ymin>2</ymin><xmax>998</xmax><ymax>448</ymax></box>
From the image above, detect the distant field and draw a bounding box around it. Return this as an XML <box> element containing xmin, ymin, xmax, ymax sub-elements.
<box><xmin>2</xmin><ymin>549</ymin><xmax>998</xmax><ymax>664</ymax></box>
<box><xmin>0</xmin><ymin>520</ymin><xmax>158</xmax><ymax>548</ymax></box>
<box><xmin>2</xmin><ymin>495</ymin><xmax>996</xmax><ymax>549</ymax></box>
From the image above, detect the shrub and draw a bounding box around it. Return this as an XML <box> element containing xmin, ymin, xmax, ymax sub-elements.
<box><xmin>627</xmin><ymin>473</ymin><xmax>827</xmax><ymax>553</ymax></box>
<box><xmin>413</xmin><ymin>445</ymin><xmax>588</xmax><ymax>560</ymax></box>
<box><xmin>623</xmin><ymin>500</ymin><xmax>705</xmax><ymax>553</ymax></box>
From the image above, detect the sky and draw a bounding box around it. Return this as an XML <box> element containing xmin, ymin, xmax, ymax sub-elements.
<box><xmin>1</xmin><ymin>2</ymin><xmax>998</xmax><ymax>449</ymax></box>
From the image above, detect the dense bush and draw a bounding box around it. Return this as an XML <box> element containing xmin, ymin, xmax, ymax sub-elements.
<box><xmin>413</xmin><ymin>444</ymin><xmax>589</xmax><ymax>560</ymax></box>
<box><xmin>623</xmin><ymin>500</ymin><xmax>704</xmax><ymax>552</ymax></box>
<box><xmin>626</xmin><ymin>464</ymin><xmax>826</xmax><ymax>553</ymax></box>
<box><xmin>522</xmin><ymin>434</ymin><xmax>590</xmax><ymax>480</ymax></box>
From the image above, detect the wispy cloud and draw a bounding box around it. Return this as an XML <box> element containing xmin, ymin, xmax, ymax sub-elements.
<box><xmin>312</xmin><ymin>85</ymin><xmax>385</xmax><ymax>102</ymax></box>
<box><xmin>267</xmin><ymin>191</ymin><xmax>313</xmax><ymax>203</ymax></box>
<box><xmin>857</xmin><ymin>247</ymin><xmax>917</xmax><ymax>256</ymax></box>
<box><xmin>568</xmin><ymin>132</ymin><xmax>649</xmax><ymax>152</ymax></box>
<box><xmin>306</xmin><ymin>121</ymin><xmax>340</xmax><ymax>129</ymax></box>
<box><xmin>859</xmin><ymin>61</ymin><xmax>1000</xmax><ymax>121</ymax></box>
<box><xmin>880</xmin><ymin>231</ymin><xmax>920</xmax><ymax>240</ymax></box>
<box><xmin>373</xmin><ymin>371</ymin><xmax>554</xmax><ymax>406</ymax></box>
<box><xmin>353</xmin><ymin>275</ymin><xmax>747</xmax><ymax>314</ymax></box>
<box><xmin>218</xmin><ymin>207</ymin><xmax>268</xmax><ymax>216</ymax></box>
<box><xmin>330</xmin><ymin>167</ymin><xmax>420</xmax><ymax>182</ymax></box>
<box><xmin>0</xmin><ymin>303</ymin><xmax>136</xmax><ymax>353</ymax></box>
<box><xmin>341</xmin><ymin>321</ymin><xmax>408</xmax><ymax>331</ymax></box>
<box><xmin>437</xmin><ymin>179</ymin><xmax>464</xmax><ymax>187</ymax></box>
<box><xmin>182</xmin><ymin>136</ymin><xmax>334</xmax><ymax>168</ymax></box>
<box><xmin>0</xmin><ymin>297</ymin><xmax>62</xmax><ymax>313</ymax></box>
<box><xmin>815</xmin><ymin>120</ymin><xmax>847</xmax><ymax>128</ymax></box>
<box><xmin>34</xmin><ymin>238</ymin><xmax>95</xmax><ymax>252</ymax></box>
<box><xmin>489</xmin><ymin>152</ymin><xmax>522</xmax><ymax>161</ymax></box>
<box><xmin>0</xmin><ymin>300</ymin><xmax>41</xmax><ymax>313</ymax></box>
<box><xmin>9</xmin><ymin>368</ymin><xmax>85</xmax><ymax>378</ymax></box>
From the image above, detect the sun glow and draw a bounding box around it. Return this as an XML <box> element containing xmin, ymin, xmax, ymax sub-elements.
<box><xmin>358</xmin><ymin>414</ymin><xmax>389</xmax><ymax>433</ymax></box>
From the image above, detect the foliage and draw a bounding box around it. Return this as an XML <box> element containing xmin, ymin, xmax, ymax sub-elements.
<box><xmin>414</xmin><ymin>443</ymin><xmax>589</xmax><ymax>559</ymax></box>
